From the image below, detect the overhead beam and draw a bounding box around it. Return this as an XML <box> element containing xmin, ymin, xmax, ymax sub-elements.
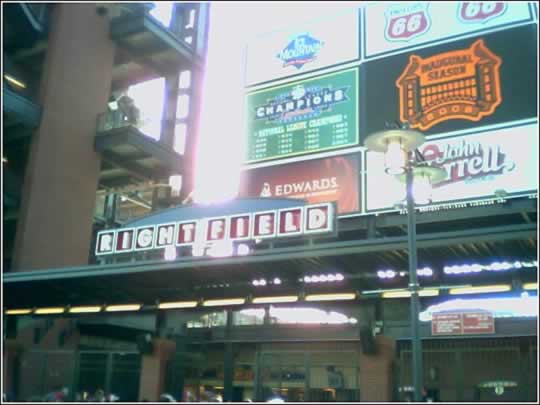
<box><xmin>339</xmin><ymin>198</ymin><xmax>537</xmax><ymax>232</ymax></box>
<box><xmin>101</xmin><ymin>150</ymin><xmax>154</xmax><ymax>182</ymax></box>
<box><xmin>115</xmin><ymin>38</ymin><xmax>171</xmax><ymax>76</ymax></box>
<box><xmin>521</xmin><ymin>211</ymin><xmax>532</xmax><ymax>223</ymax></box>
<box><xmin>5</xmin><ymin>223</ymin><xmax>536</xmax><ymax>284</ymax></box>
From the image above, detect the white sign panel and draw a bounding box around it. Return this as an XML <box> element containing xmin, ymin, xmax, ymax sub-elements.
<box><xmin>245</xmin><ymin>9</ymin><xmax>359</xmax><ymax>86</ymax></box>
<box><xmin>365</xmin><ymin>122</ymin><xmax>538</xmax><ymax>212</ymax></box>
<box><xmin>363</xmin><ymin>2</ymin><xmax>534</xmax><ymax>59</ymax></box>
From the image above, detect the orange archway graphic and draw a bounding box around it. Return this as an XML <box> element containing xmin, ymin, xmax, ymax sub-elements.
<box><xmin>396</xmin><ymin>39</ymin><xmax>502</xmax><ymax>130</ymax></box>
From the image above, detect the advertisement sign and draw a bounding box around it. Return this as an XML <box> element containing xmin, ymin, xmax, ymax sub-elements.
<box><xmin>432</xmin><ymin>311</ymin><xmax>495</xmax><ymax>336</ymax></box>
<box><xmin>364</xmin><ymin>121</ymin><xmax>538</xmax><ymax>213</ymax></box>
<box><xmin>95</xmin><ymin>202</ymin><xmax>336</xmax><ymax>256</ymax></box>
<box><xmin>239</xmin><ymin>154</ymin><xmax>360</xmax><ymax>215</ymax></box>
<box><xmin>396</xmin><ymin>39</ymin><xmax>502</xmax><ymax>131</ymax></box>
<box><xmin>462</xmin><ymin>311</ymin><xmax>495</xmax><ymax>334</ymax></box>
<box><xmin>246</xmin><ymin>68</ymin><xmax>358</xmax><ymax>164</ymax></box>
<box><xmin>245</xmin><ymin>9</ymin><xmax>359</xmax><ymax>86</ymax></box>
<box><xmin>431</xmin><ymin>313</ymin><xmax>463</xmax><ymax>335</ymax></box>
<box><xmin>362</xmin><ymin>25</ymin><xmax>537</xmax><ymax>138</ymax></box>
<box><xmin>363</xmin><ymin>2</ymin><xmax>533</xmax><ymax>59</ymax></box>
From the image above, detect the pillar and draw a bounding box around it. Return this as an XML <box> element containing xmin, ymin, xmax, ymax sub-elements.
<box><xmin>12</xmin><ymin>3</ymin><xmax>115</xmax><ymax>270</ymax></box>
<box><xmin>359</xmin><ymin>335</ymin><xmax>396</xmax><ymax>402</ymax></box>
<box><xmin>3</xmin><ymin>340</ymin><xmax>22</xmax><ymax>400</ymax></box>
<box><xmin>223</xmin><ymin>309</ymin><xmax>234</xmax><ymax>402</ymax></box>
<box><xmin>138</xmin><ymin>338</ymin><xmax>176</xmax><ymax>401</ymax></box>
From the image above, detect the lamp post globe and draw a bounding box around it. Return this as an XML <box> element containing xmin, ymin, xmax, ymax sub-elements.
<box><xmin>364</xmin><ymin>128</ymin><xmax>425</xmax><ymax>175</ymax></box>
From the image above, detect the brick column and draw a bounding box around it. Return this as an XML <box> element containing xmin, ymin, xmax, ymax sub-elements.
<box><xmin>3</xmin><ymin>340</ymin><xmax>22</xmax><ymax>399</ymax></box>
<box><xmin>359</xmin><ymin>335</ymin><xmax>396</xmax><ymax>402</ymax></box>
<box><xmin>138</xmin><ymin>338</ymin><xmax>176</xmax><ymax>401</ymax></box>
<box><xmin>12</xmin><ymin>3</ymin><xmax>115</xmax><ymax>270</ymax></box>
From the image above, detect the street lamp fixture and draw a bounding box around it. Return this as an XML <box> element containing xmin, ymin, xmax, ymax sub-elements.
<box><xmin>397</xmin><ymin>165</ymin><xmax>447</xmax><ymax>205</ymax></box>
<box><xmin>364</xmin><ymin>123</ymin><xmax>446</xmax><ymax>402</ymax></box>
<box><xmin>364</xmin><ymin>127</ymin><xmax>425</xmax><ymax>175</ymax></box>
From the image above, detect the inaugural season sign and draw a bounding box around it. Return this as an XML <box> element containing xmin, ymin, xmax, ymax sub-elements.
<box><xmin>246</xmin><ymin>68</ymin><xmax>358</xmax><ymax>164</ymax></box>
<box><xmin>95</xmin><ymin>203</ymin><xmax>335</xmax><ymax>256</ymax></box>
<box><xmin>362</xmin><ymin>24</ymin><xmax>538</xmax><ymax>138</ymax></box>
<box><xmin>396</xmin><ymin>39</ymin><xmax>502</xmax><ymax>130</ymax></box>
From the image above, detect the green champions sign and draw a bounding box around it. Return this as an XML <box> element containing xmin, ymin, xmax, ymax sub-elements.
<box><xmin>246</xmin><ymin>68</ymin><xmax>358</xmax><ymax>164</ymax></box>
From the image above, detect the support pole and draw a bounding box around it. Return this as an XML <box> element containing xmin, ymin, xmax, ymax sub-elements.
<box><xmin>406</xmin><ymin>164</ymin><xmax>423</xmax><ymax>402</ymax></box>
<box><xmin>223</xmin><ymin>309</ymin><xmax>234</xmax><ymax>402</ymax></box>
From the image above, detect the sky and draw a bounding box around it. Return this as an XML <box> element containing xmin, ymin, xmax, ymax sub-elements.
<box><xmin>135</xmin><ymin>2</ymin><xmax>362</xmax><ymax>204</ymax></box>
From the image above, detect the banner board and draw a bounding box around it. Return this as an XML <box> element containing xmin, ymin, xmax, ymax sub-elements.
<box><xmin>246</xmin><ymin>68</ymin><xmax>358</xmax><ymax>165</ymax></box>
<box><xmin>361</xmin><ymin>24</ymin><xmax>537</xmax><ymax>139</ymax></box>
<box><xmin>364</xmin><ymin>121</ymin><xmax>538</xmax><ymax>213</ymax></box>
<box><xmin>363</xmin><ymin>2</ymin><xmax>534</xmax><ymax>59</ymax></box>
<box><xmin>239</xmin><ymin>154</ymin><xmax>360</xmax><ymax>215</ymax></box>
<box><xmin>245</xmin><ymin>9</ymin><xmax>359</xmax><ymax>86</ymax></box>
<box><xmin>432</xmin><ymin>311</ymin><xmax>495</xmax><ymax>336</ymax></box>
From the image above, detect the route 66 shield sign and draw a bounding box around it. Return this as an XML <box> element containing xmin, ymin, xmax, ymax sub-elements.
<box><xmin>384</xmin><ymin>2</ymin><xmax>431</xmax><ymax>42</ymax></box>
<box><xmin>457</xmin><ymin>2</ymin><xmax>508</xmax><ymax>24</ymax></box>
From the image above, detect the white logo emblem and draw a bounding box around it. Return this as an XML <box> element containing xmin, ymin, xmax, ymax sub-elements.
<box><xmin>260</xmin><ymin>182</ymin><xmax>272</xmax><ymax>198</ymax></box>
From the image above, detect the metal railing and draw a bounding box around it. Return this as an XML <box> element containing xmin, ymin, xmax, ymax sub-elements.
<box><xmin>96</xmin><ymin>110</ymin><xmax>137</xmax><ymax>133</ymax></box>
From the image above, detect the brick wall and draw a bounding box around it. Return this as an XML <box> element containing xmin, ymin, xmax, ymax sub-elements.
<box><xmin>358</xmin><ymin>335</ymin><xmax>396</xmax><ymax>402</ymax></box>
<box><xmin>138</xmin><ymin>338</ymin><xmax>176</xmax><ymax>401</ymax></box>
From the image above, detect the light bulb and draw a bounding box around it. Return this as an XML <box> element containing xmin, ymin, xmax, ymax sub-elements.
<box><xmin>413</xmin><ymin>173</ymin><xmax>432</xmax><ymax>205</ymax></box>
<box><xmin>384</xmin><ymin>138</ymin><xmax>406</xmax><ymax>175</ymax></box>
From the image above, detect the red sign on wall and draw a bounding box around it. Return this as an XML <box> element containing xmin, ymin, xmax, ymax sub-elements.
<box><xmin>239</xmin><ymin>154</ymin><xmax>360</xmax><ymax>215</ymax></box>
<box><xmin>431</xmin><ymin>313</ymin><xmax>463</xmax><ymax>335</ymax></box>
<box><xmin>432</xmin><ymin>311</ymin><xmax>495</xmax><ymax>336</ymax></box>
<box><xmin>462</xmin><ymin>311</ymin><xmax>495</xmax><ymax>334</ymax></box>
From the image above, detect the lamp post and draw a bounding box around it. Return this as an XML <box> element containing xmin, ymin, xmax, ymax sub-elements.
<box><xmin>364</xmin><ymin>124</ymin><xmax>446</xmax><ymax>402</ymax></box>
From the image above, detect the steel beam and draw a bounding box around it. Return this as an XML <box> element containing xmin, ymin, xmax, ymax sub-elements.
<box><xmin>4</xmin><ymin>222</ymin><xmax>536</xmax><ymax>284</ymax></box>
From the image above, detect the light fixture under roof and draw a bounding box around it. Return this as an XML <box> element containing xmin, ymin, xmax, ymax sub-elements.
<box><xmin>5</xmin><ymin>308</ymin><xmax>33</xmax><ymax>315</ymax></box>
<box><xmin>105</xmin><ymin>304</ymin><xmax>142</xmax><ymax>312</ymax></box>
<box><xmin>382</xmin><ymin>289</ymin><xmax>439</xmax><ymax>298</ymax></box>
<box><xmin>35</xmin><ymin>307</ymin><xmax>65</xmax><ymax>315</ymax></box>
<box><xmin>252</xmin><ymin>296</ymin><xmax>298</xmax><ymax>304</ymax></box>
<box><xmin>158</xmin><ymin>301</ymin><xmax>198</xmax><ymax>309</ymax></box>
<box><xmin>523</xmin><ymin>283</ymin><xmax>537</xmax><ymax>291</ymax></box>
<box><xmin>68</xmin><ymin>306</ymin><xmax>102</xmax><ymax>314</ymax></box>
<box><xmin>202</xmin><ymin>298</ymin><xmax>245</xmax><ymax>307</ymax></box>
<box><xmin>305</xmin><ymin>293</ymin><xmax>356</xmax><ymax>302</ymax></box>
<box><xmin>4</xmin><ymin>74</ymin><xmax>26</xmax><ymax>89</ymax></box>
<box><xmin>449</xmin><ymin>284</ymin><xmax>511</xmax><ymax>295</ymax></box>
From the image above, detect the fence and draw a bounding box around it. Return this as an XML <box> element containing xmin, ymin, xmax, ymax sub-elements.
<box><xmin>395</xmin><ymin>337</ymin><xmax>537</xmax><ymax>402</ymax></box>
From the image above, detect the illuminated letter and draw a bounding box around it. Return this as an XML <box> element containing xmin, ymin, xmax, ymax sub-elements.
<box><xmin>236</xmin><ymin>218</ymin><xmax>246</xmax><ymax>236</ymax></box>
<box><xmin>179</xmin><ymin>223</ymin><xmax>196</xmax><ymax>244</ymax></box>
<box><xmin>158</xmin><ymin>225</ymin><xmax>175</xmax><ymax>246</ymax></box>
<box><xmin>121</xmin><ymin>232</ymin><xmax>131</xmax><ymax>249</ymax></box>
<box><xmin>259</xmin><ymin>215</ymin><xmax>272</xmax><ymax>235</ymax></box>
<box><xmin>209</xmin><ymin>219</ymin><xmax>225</xmax><ymax>240</ymax></box>
<box><xmin>307</xmin><ymin>208</ymin><xmax>327</xmax><ymax>231</ymax></box>
<box><xmin>285</xmin><ymin>212</ymin><xmax>297</xmax><ymax>232</ymax></box>
<box><xmin>137</xmin><ymin>228</ymin><xmax>154</xmax><ymax>248</ymax></box>
<box><xmin>100</xmin><ymin>234</ymin><xmax>113</xmax><ymax>252</ymax></box>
